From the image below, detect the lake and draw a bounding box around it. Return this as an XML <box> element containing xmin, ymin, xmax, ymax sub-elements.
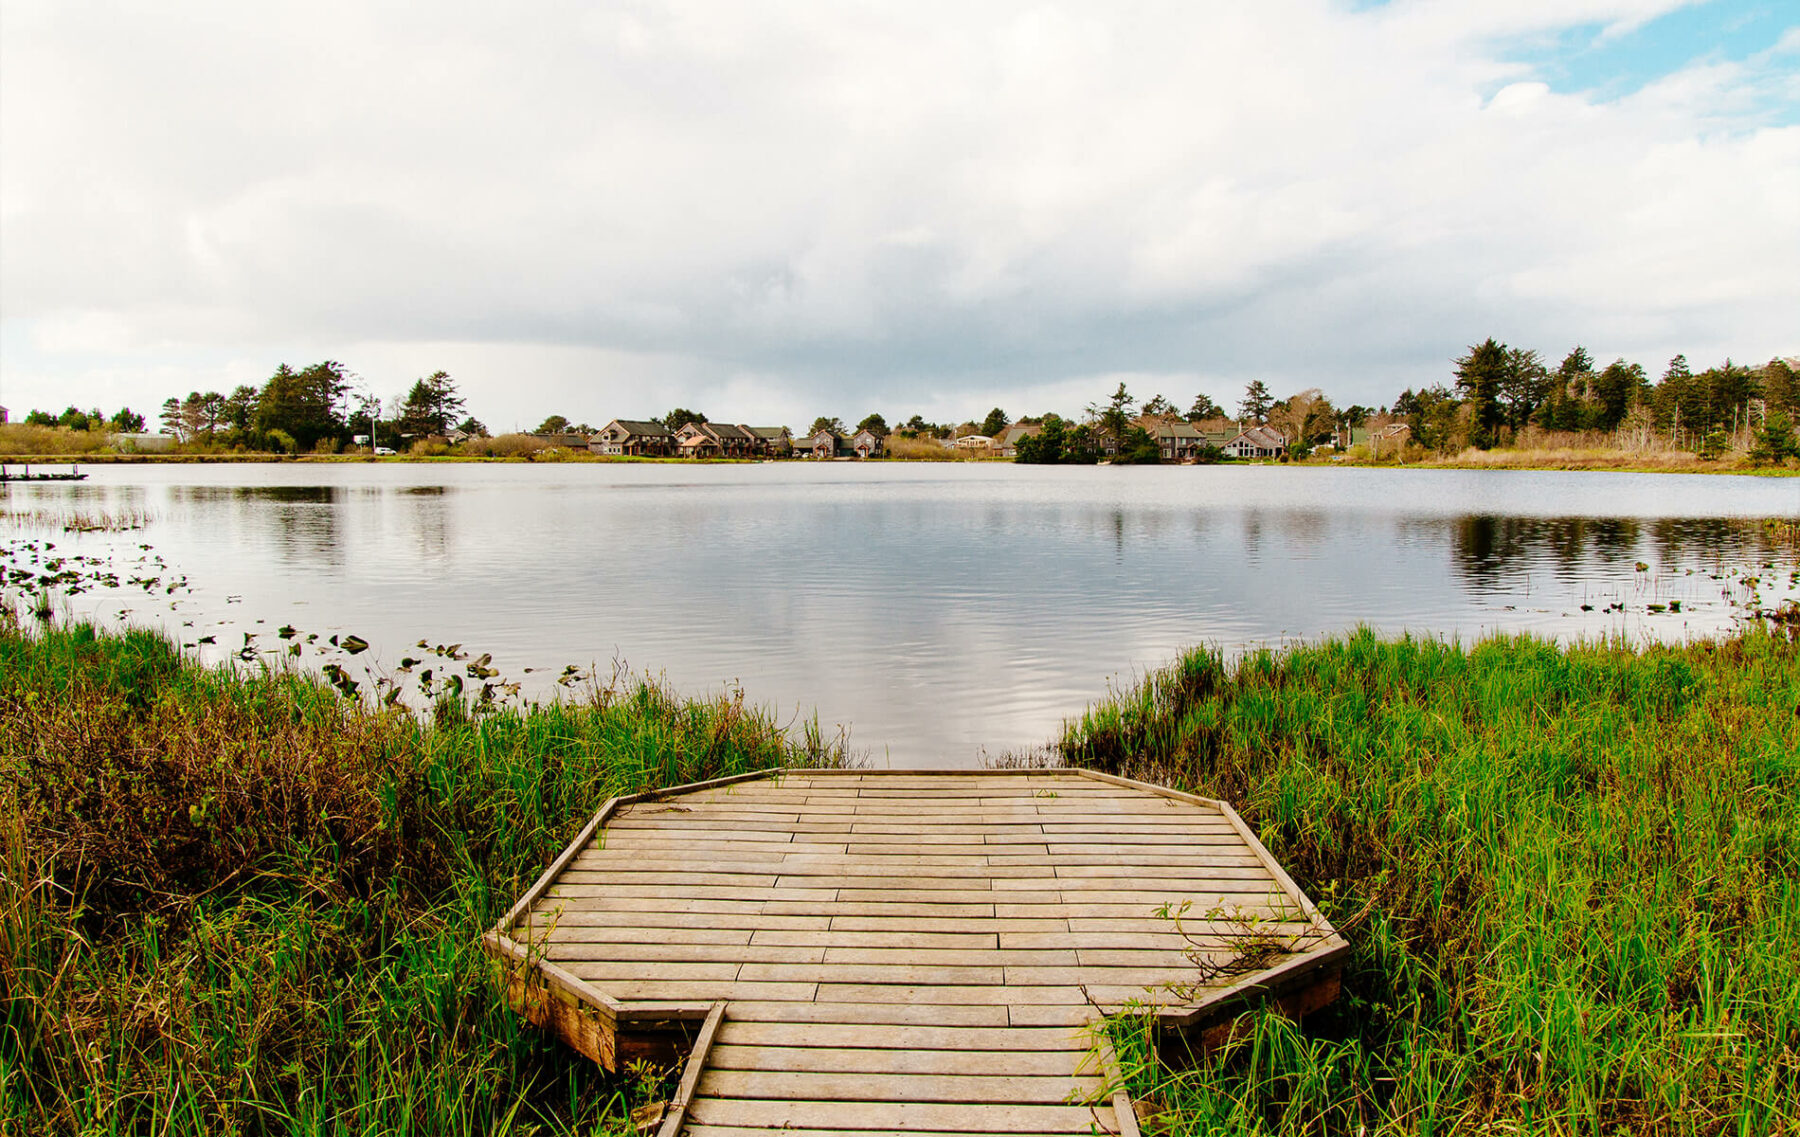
<box><xmin>5</xmin><ymin>462</ymin><xmax>1796</xmax><ymax>766</ymax></box>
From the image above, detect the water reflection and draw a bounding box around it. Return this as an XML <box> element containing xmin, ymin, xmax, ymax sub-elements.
<box><xmin>1447</xmin><ymin>514</ymin><xmax>1795</xmax><ymax>586</ymax></box>
<box><xmin>10</xmin><ymin>464</ymin><xmax>1798</xmax><ymax>767</ymax></box>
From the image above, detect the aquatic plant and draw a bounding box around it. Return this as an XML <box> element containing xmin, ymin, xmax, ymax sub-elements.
<box><xmin>1062</xmin><ymin>627</ymin><xmax>1800</xmax><ymax>1135</ymax></box>
<box><xmin>0</xmin><ymin>613</ymin><xmax>841</xmax><ymax>1135</ymax></box>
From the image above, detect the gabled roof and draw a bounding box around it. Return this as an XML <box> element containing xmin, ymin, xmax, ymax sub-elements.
<box><xmin>998</xmin><ymin>422</ymin><xmax>1042</xmax><ymax>443</ymax></box>
<box><xmin>1154</xmin><ymin>421</ymin><xmax>1202</xmax><ymax>439</ymax></box>
<box><xmin>707</xmin><ymin>423</ymin><xmax>754</xmax><ymax>441</ymax></box>
<box><xmin>1228</xmin><ymin>425</ymin><xmax>1288</xmax><ymax>449</ymax></box>
<box><xmin>744</xmin><ymin>425</ymin><xmax>791</xmax><ymax>440</ymax></box>
<box><xmin>607</xmin><ymin>419</ymin><xmax>672</xmax><ymax>437</ymax></box>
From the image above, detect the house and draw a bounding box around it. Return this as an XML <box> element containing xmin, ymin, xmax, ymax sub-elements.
<box><xmin>672</xmin><ymin>421</ymin><xmax>755</xmax><ymax>458</ymax></box>
<box><xmin>994</xmin><ymin>422</ymin><xmax>1042</xmax><ymax>458</ymax></box>
<box><xmin>801</xmin><ymin>431</ymin><xmax>841</xmax><ymax>459</ymax></box>
<box><xmin>531</xmin><ymin>431</ymin><xmax>591</xmax><ymax>449</ymax></box>
<box><xmin>589</xmin><ymin>420</ymin><xmax>673</xmax><ymax>456</ymax></box>
<box><xmin>1152</xmin><ymin>420</ymin><xmax>1203</xmax><ymax>462</ymax></box>
<box><xmin>953</xmin><ymin>434</ymin><xmax>994</xmax><ymax>454</ymax></box>
<box><xmin>1221</xmin><ymin>425</ymin><xmax>1288</xmax><ymax>459</ymax></box>
<box><xmin>0</xmin><ymin>406</ymin><xmax>8</xmax><ymax>424</ymax></box>
<box><xmin>744</xmin><ymin>425</ymin><xmax>792</xmax><ymax>456</ymax></box>
<box><xmin>851</xmin><ymin>429</ymin><xmax>884</xmax><ymax>459</ymax></box>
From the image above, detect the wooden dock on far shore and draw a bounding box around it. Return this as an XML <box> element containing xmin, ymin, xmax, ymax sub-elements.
<box><xmin>485</xmin><ymin>768</ymin><xmax>1348</xmax><ymax>1135</ymax></box>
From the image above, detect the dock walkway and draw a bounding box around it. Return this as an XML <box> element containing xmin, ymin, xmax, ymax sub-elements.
<box><xmin>487</xmin><ymin>769</ymin><xmax>1347</xmax><ymax>1135</ymax></box>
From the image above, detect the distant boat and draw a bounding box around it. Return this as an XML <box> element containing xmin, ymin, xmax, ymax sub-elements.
<box><xmin>0</xmin><ymin>464</ymin><xmax>89</xmax><ymax>482</ymax></box>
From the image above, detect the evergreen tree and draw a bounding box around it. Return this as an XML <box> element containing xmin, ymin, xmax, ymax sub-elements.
<box><xmin>1498</xmin><ymin>347</ymin><xmax>1548</xmax><ymax>430</ymax></box>
<box><xmin>1090</xmin><ymin>383</ymin><xmax>1136</xmax><ymax>451</ymax></box>
<box><xmin>1186</xmin><ymin>392</ymin><xmax>1222</xmax><ymax>421</ymax></box>
<box><xmin>1454</xmin><ymin>338</ymin><xmax>1507</xmax><ymax>449</ymax></box>
<box><xmin>399</xmin><ymin>371</ymin><xmax>466</xmax><ymax>437</ymax></box>
<box><xmin>980</xmin><ymin>407</ymin><xmax>1009</xmax><ymax>437</ymax></box>
<box><xmin>1590</xmin><ymin>359</ymin><xmax>1647</xmax><ymax>431</ymax></box>
<box><xmin>659</xmin><ymin>408</ymin><xmax>707</xmax><ymax>432</ymax></box>
<box><xmin>1238</xmin><ymin>381</ymin><xmax>1273</xmax><ymax>423</ymax></box>
<box><xmin>255</xmin><ymin>362</ymin><xmax>349</xmax><ymax>451</ymax></box>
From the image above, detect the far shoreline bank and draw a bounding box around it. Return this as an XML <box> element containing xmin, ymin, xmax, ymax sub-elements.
<box><xmin>4</xmin><ymin>450</ymin><xmax>1796</xmax><ymax>476</ymax></box>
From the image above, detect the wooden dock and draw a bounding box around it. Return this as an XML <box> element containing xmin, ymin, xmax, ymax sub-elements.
<box><xmin>486</xmin><ymin>769</ymin><xmax>1347</xmax><ymax>1135</ymax></box>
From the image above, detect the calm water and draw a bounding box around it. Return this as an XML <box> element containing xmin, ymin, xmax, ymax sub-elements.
<box><xmin>6</xmin><ymin>463</ymin><xmax>1797</xmax><ymax>766</ymax></box>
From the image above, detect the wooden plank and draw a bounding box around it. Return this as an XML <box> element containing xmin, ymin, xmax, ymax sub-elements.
<box><xmin>990</xmin><ymin>852</ymin><xmax>1264</xmax><ymax>867</ymax></box>
<box><xmin>655</xmin><ymin>1000</ymin><xmax>724</xmax><ymax>1137</ymax></box>
<box><xmin>996</xmin><ymin>901</ymin><xmax>1294</xmax><ymax>921</ymax></box>
<box><xmin>767</xmin><ymin>901</ymin><xmax>995</xmax><ymax>918</ymax></box>
<box><xmin>826</xmin><ymin>887</ymin><xmax>1055</xmax><ymax>904</ymax></box>
<box><xmin>771</xmin><ymin>874</ymin><xmax>994</xmax><ymax>891</ymax></box>
<box><xmin>555</xmin><ymin>871</ymin><xmax>781</xmax><ymax>887</ymax></box>
<box><xmin>529</xmin><ymin>927</ymin><xmax>754</xmax><ymax>946</ymax></box>
<box><xmin>539</xmin><ymin>943</ymin><xmax>826</xmax><ymax>965</ymax></box>
<box><xmin>829</xmin><ymin>915</ymin><xmax>1067</xmax><ymax>933</ymax></box>
<box><xmin>820</xmin><ymin>947</ymin><xmax>1080</xmax><ymax>967</ymax></box>
<box><xmin>705</xmin><ymin>1044</ymin><xmax>1082</xmax><ymax>1077</ymax></box>
<box><xmin>544</xmin><ymin>884</ymin><xmax>839</xmax><ymax>902</ymax></box>
<box><xmin>682</xmin><ymin>1100</ymin><xmax>1115</xmax><ymax>1132</ymax></box>
<box><xmin>713</xmin><ymin>1022</ymin><xmax>1087</xmax><ymax>1052</ymax></box>
<box><xmin>595</xmin><ymin>838</ymin><xmax>850</xmax><ymax>856</ymax></box>
<box><xmin>576</xmin><ymin>979</ymin><xmax>818</xmax><ymax>1002</ymax></box>
<box><xmin>1094</xmin><ymin>1030</ymin><xmax>1142</xmax><ymax>1137</ymax></box>
<box><xmin>1003</xmin><ymin>929</ymin><xmax>1310</xmax><ymax>950</ymax></box>
<box><xmin>694</xmin><ymin>1068</ymin><xmax>1100</xmax><ymax>1104</ymax></box>
<box><xmin>995</xmin><ymin>872</ymin><xmax>1274</xmax><ymax>889</ymax></box>
<box><xmin>720</xmin><ymin>1001</ymin><xmax>1010</xmax><ymax>1027</ymax></box>
<box><xmin>814</xmin><ymin>983</ymin><xmax>1086</xmax><ymax>1006</ymax></box>
<box><xmin>1027</xmin><ymin>834</ymin><xmax>1250</xmax><ymax>846</ymax></box>
<box><xmin>751</xmin><ymin>929</ymin><xmax>998</xmax><ymax>950</ymax></box>
<box><xmin>1008</xmin><ymin>1004</ymin><xmax>1106</xmax><ymax>1027</ymax></box>
<box><xmin>519</xmin><ymin>910</ymin><xmax>831</xmax><ymax>931</ymax></box>
<box><xmin>737</xmin><ymin>962</ymin><xmax>1005</xmax><ymax>985</ymax></box>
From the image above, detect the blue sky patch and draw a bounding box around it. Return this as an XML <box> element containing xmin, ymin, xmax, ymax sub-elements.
<box><xmin>1507</xmin><ymin>1</ymin><xmax>1796</xmax><ymax>110</ymax></box>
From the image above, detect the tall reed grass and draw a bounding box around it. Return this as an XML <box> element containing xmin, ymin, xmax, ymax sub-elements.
<box><xmin>0</xmin><ymin>615</ymin><xmax>836</xmax><ymax>1135</ymax></box>
<box><xmin>1062</xmin><ymin>628</ymin><xmax>1800</xmax><ymax>1135</ymax></box>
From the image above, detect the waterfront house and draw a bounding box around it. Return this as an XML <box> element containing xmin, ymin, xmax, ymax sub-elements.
<box><xmin>994</xmin><ymin>422</ymin><xmax>1042</xmax><ymax>457</ymax></box>
<box><xmin>589</xmin><ymin>420</ymin><xmax>673</xmax><ymax>457</ymax></box>
<box><xmin>745</xmin><ymin>425</ymin><xmax>793</xmax><ymax>456</ymax></box>
<box><xmin>1222</xmin><ymin>425</ymin><xmax>1288</xmax><ymax>459</ymax></box>
<box><xmin>1152</xmin><ymin>420</ymin><xmax>1203</xmax><ymax>462</ymax></box>
<box><xmin>953</xmin><ymin>434</ymin><xmax>995</xmax><ymax>454</ymax></box>
<box><xmin>851</xmin><ymin>429</ymin><xmax>884</xmax><ymax>459</ymax></box>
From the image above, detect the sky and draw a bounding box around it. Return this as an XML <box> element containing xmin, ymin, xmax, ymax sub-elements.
<box><xmin>2</xmin><ymin>0</ymin><xmax>1796</xmax><ymax>432</ymax></box>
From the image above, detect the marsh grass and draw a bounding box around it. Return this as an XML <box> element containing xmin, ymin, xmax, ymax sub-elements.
<box><xmin>1063</xmin><ymin>628</ymin><xmax>1800</xmax><ymax>1135</ymax></box>
<box><xmin>0</xmin><ymin>614</ymin><xmax>838</xmax><ymax>1135</ymax></box>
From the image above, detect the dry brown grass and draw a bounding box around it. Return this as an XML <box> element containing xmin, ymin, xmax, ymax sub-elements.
<box><xmin>0</xmin><ymin>425</ymin><xmax>109</xmax><ymax>457</ymax></box>
<box><xmin>884</xmin><ymin>436</ymin><xmax>981</xmax><ymax>460</ymax></box>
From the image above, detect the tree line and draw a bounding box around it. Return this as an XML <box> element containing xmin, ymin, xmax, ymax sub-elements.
<box><xmin>150</xmin><ymin>365</ymin><xmax>485</xmax><ymax>453</ymax></box>
<box><xmin>1418</xmin><ymin>343</ymin><xmax>1797</xmax><ymax>459</ymax></box>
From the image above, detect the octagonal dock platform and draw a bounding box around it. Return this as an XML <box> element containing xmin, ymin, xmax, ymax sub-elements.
<box><xmin>485</xmin><ymin>768</ymin><xmax>1347</xmax><ymax>1135</ymax></box>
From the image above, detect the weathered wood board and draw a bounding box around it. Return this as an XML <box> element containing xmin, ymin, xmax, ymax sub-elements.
<box><xmin>485</xmin><ymin>768</ymin><xmax>1347</xmax><ymax>1135</ymax></box>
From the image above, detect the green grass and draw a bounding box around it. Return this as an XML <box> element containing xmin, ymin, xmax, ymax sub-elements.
<box><xmin>0</xmin><ymin>615</ymin><xmax>839</xmax><ymax>1135</ymax></box>
<box><xmin>1062</xmin><ymin>627</ymin><xmax>1800</xmax><ymax>1136</ymax></box>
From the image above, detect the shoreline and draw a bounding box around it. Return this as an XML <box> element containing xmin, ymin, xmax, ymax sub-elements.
<box><xmin>3</xmin><ymin>450</ymin><xmax>1795</xmax><ymax>475</ymax></box>
<box><xmin>7</xmin><ymin>617</ymin><xmax>1797</xmax><ymax>1133</ymax></box>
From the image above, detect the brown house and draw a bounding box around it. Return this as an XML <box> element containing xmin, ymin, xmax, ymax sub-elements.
<box><xmin>589</xmin><ymin>420</ymin><xmax>673</xmax><ymax>456</ymax></box>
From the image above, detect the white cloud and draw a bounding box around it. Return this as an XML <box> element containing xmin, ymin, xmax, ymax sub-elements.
<box><xmin>1</xmin><ymin>0</ymin><xmax>1795</xmax><ymax>426</ymax></box>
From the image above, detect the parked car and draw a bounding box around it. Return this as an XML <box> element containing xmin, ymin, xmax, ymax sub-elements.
<box><xmin>374</xmin><ymin>446</ymin><xmax>396</xmax><ymax>456</ymax></box>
